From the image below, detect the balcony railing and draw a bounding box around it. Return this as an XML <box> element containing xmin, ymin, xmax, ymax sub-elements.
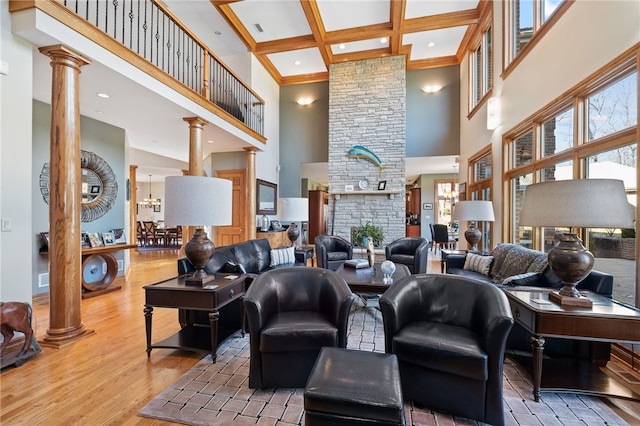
<box><xmin>59</xmin><ymin>0</ymin><xmax>264</xmax><ymax>136</ymax></box>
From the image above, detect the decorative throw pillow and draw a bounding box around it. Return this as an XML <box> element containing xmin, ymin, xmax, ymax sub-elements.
<box><xmin>502</xmin><ymin>272</ymin><xmax>540</xmax><ymax>287</ymax></box>
<box><xmin>270</xmin><ymin>246</ymin><xmax>296</xmax><ymax>267</ymax></box>
<box><xmin>463</xmin><ymin>253</ymin><xmax>494</xmax><ymax>276</ymax></box>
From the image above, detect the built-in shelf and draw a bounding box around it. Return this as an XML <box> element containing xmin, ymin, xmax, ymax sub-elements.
<box><xmin>332</xmin><ymin>190</ymin><xmax>402</xmax><ymax>200</ymax></box>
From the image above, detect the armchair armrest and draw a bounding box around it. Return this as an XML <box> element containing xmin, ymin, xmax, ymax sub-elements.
<box><xmin>578</xmin><ymin>270</ymin><xmax>613</xmax><ymax>297</ymax></box>
<box><xmin>444</xmin><ymin>254</ymin><xmax>467</xmax><ymax>271</ymax></box>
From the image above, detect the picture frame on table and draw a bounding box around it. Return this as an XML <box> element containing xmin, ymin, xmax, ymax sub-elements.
<box><xmin>81</xmin><ymin>232</ymin><xmax>91</xmax><ymax>248</ymax></box>
<box><xmin>87</xmin><ymin>232</ymin><xmax>103</xmax><ymax>248</ymax></box>
<box><xmin>102</xmin><ymin>231</ymin><xmax>116</xmax><ymax>246</ymax></box>
<box><xmin>112</xmin><ymin>228</ymin><xmax>127</xmax><ymax>244</ymax></box>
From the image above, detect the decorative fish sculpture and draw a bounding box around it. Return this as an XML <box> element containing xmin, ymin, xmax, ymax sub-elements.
<box><xmin>347</xmin><ymin>145</ymin><xmax>390</xmax><ymax>174</ymax></box>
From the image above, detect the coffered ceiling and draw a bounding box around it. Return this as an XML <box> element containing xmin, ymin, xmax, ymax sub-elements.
<box><xmin>212</xmin><ymin>0</ymin><xmax>482</xmax><ymax>85</ymax></box>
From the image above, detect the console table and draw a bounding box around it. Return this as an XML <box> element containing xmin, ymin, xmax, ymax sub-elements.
<box><xmin>144</xmin><ymin>274</ymin><xmax>246</xmax><ymax>362</ymax></box>
<box><xmin>503</xmin><ymin>288</ymin><xmax>640</xmax><ymax>402</ymax></box>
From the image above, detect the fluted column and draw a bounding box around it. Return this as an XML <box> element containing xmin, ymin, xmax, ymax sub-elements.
<box><xmin>244</xmin><ymin>147</ymin><xmax>258</xmax><ymax>240</ymax></box>
<box><xmin>183</xmin><ymin>117</ymin><xmax>209</xmax><ymax>176</ymax></box>
<box><xmin>39</xmin><ymin>45</ymin><xmax>94</xmax><ymax>347</ymax></box>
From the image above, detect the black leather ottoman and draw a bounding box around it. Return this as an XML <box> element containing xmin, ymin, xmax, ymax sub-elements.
<box><xmin>304</xmin><ymin>347</ymin><xmax>405</xmax><ymax>426</ymax></box>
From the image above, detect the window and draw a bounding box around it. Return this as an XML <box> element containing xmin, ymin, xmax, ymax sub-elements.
<box><xmin>503</xmin><ymin>50</ymin><xmax>637</xmax><ymax>311</ymax></box>
<box><xmin>504</xmin><ymin>1</ymin><xmax>570</xmax><ymax>73</ymax></box>
<box><xmin>469</xmin><ymin>26</ymin><xmax>493</xmax><ymax>111</ymax></box>
<box><xmin>542</xmin><ymin>108</ymin><xmax>573</xmax><ymax>157</ymax></box>
<box><xmin>587</xmin><ymin>73</ymin><xmax>638</xmax><ymax>141</ymax></box>
<box><xmin>468</xmin><ymin>148</ymin><xmax>493</xmax><ymax>251</ymax></box>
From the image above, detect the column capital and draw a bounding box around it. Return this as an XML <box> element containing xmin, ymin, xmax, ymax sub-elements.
<box><xmin>183</xmin><ymin>116</ymin><xmax>209</xmax><ymax>127</ymax></box>
<box><xmin>39</xmin><ymin>45</ymin><xmax>91</xmax><ymax>67</ymax></box>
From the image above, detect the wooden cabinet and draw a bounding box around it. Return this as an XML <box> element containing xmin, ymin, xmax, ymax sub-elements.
<box><xmin>257</xmin><ymin>230</ymin><xmax>288</xmax><ymax>248</ymax></box>
<box><xmin>308</xmin><ymin>190</ymin><xmax>329</xmax><ymax>243</ymax></box>
<box><xmin>406</xmin><ymin>225</ymin><xmax>421</xmax><ymax>237</ymax></box>
<box><xmin>406</xmin><ymin>187</ymin><xmax>421</xmax><ymax>215</ymax></box>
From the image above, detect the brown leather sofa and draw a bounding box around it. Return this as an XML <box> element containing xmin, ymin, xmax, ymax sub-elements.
<box><xmin>380</xmin><ymin>274</ymin><xmax>513</xmax><ymax>426</ymax></box>
<box><xmin>243</xmin><ymin>267</ymin><xmax>355</xmax><ymax>388</ymax></box>
<box><xmin>385</xmin><ymin>236</ymin><xmax>429</xmax><ymax>274</ymax></box>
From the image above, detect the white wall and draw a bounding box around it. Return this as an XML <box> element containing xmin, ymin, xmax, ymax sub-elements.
<box><xmin>459</xmin><ymin>0</ymin><xmax>640</xmax><ymax>246</ymax></box>
<box><xmin>1</xmin><ymin>1</ymin><xmax>34</xmax><ymax>303</ymax></box>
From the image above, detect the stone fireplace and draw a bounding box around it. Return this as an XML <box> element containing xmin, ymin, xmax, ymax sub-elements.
<box><xmin>327</xmin><ymin>56</ymin><xmax>406</xmax><ymax>246</ymax></box>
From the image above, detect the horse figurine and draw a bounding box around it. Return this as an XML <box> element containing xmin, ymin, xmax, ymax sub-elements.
<box><xmin>1</xmin><ymin>301</ymin><xmax>41</xmax><ymax>366</ymax></box>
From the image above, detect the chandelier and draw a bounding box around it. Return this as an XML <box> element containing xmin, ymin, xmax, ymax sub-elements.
<box><xmin>138</xmin><ymin>175</ymin><xmax>161</xmax><ymax>208</ymax></box>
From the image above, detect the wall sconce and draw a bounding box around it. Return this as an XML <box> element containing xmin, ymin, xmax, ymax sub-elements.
<box><xmin>296</xmin><ymin>97</ymin><xmax>314</xmax><ymax>105</ymax></box>
<box><xmin>421</xmin><ymin>85</ymin><xmax>442</xmax><ymax>93</ymax></box>
<box><xmin>486</xmin><ymin>96</ymin><xmax>501</xmax><ymax>130</ymax></box>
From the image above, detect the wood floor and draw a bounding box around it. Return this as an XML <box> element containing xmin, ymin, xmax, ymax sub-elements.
<box><xmin>1</xmin><ymin>248</ymin><xmax>638</xmax><ymax>425</ymax></box>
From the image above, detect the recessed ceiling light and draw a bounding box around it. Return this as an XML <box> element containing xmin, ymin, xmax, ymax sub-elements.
<box><xmin>421</xmin><ymin>85</ymin><xmax>442</xmax><ymax>93</ymax></box>
<box><xmin>97</xmin><ymin>93</ymin><xmax>109</xmax><ymax>99</ymax></box>
<box><xmin>214</xmin><ymin>31</ymin><xmax>221</xmax><ymax>36</ymax></box>
<box><xmin>427</xmin><ymin>42</ymin><xmax>435</xmax><ymax>48</ymax></box>
<box><xmin>208</xmin><ymin>140</ymin><xmax>215</xmax><ymax>144</ymax></box>
<box><xmin>380</xmin><ymin>37</ymin><xmax>388</xmax><ymax>44</ymax></box>
<box><xmin>294</xmin><ymin>60</ymin><xmax>301</xmax><ymax>66</ymax></box>
<box><xmin>339</xmin><ymin>44</ymin><xmax>346</xmax><ymax>50</ymax></box>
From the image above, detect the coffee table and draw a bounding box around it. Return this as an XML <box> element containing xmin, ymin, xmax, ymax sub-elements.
<box><xmin>335</xmin><ymin>262</ymin><xmax>410</xmax><ymax>294</ymax></box>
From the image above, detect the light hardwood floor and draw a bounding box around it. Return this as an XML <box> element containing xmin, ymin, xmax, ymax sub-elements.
<box><xmin>1</xmin><ymin>249</ymin><xmax>196</xmax><ymax>425</ymax></box>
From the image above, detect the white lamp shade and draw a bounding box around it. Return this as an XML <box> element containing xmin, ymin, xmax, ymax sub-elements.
<box><xmin>453</xmin><ymin>200</ymin><xmax>495</xmax><ymax>222</ymax></box>
<box><xmin>163</xmin><ymin>176</ymin><xmax>232</xmax><ymax>226</ymax></box>
<box><xmin>278</xmin><ymin>198</ymin><xmax>309</xmax><ymax>222</ymax></box>
<box><xmin>519</xmin><ymin>179</ymin><xmax>633</xmax><ymax>228</ymax></box>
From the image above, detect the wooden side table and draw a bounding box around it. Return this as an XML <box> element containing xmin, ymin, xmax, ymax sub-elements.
<box><xmin>503</xmin><ymin>288</ymin><xmax>640</xmax><ymax>402</ymax></box>
<box><xmin>296</xmin><ymin>245</ymin><xmax>315</xmax><ymax>267</ymax></box>
<box><xmin>144</xmin><ymin>274</ymin><xmax>246</xmax><ymax>362</ymax></box>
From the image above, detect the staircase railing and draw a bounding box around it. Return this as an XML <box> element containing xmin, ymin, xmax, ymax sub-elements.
<box><xmin>57</xmin><ymin>0</ymin><xmax>264</xmax><ymax>136</ymax></box>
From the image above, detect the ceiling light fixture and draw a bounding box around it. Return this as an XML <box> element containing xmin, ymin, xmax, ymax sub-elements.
<box><xmin>297</xmin><ymin>97</ymin><xmax>314</xmax><ymax>106</ymax></box>
<box><xmin>294</xmin><ymin>60</ymin><xmax>301</xmax><ymax>66</ymax></box>
<box><xmin>380</xmin><ymin>37</ymin><xmax>388</xmax><ymax>44</ymax></box>
<box><xmin>421</xmin><ymin>85</ymin><xmax>442</xmax><ymax>93</ymax></box>
<box><xmin>97</xmin><ymin>93</ymin><xmax>110</xmax><ymax>98</ymax></box>
<box><xmin>339</xmin><ymin>44</ymin><xmax>346</xmax><ymax>50</ymax></box>
<box><xmin>427</xmin><ymin>42</ymin><xmax>435</xmax><ymax>48</ymax></box>
<box><xmin>208</xmin><ymin>140</ymin><xmax>215</xmax><ymax>144</ymax></box>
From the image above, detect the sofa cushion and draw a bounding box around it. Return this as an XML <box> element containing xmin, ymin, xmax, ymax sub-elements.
<box><xmin>270</xmin><ymin>246</ymin><xmax>296</xmax><ymax>267</ymax></box>
<box><xmin>527</xmin><ymin>254</ymin><xmax>549</xmax><ymax>273</ymax></box>
<box><xmin>204</xmin><ymin>245</ymin><xmax>237</xmax><ymax>274</ymax></box>
<box><xmin>463</xmin><ymin>253</ymin><xmax>493</xmax><ymax>275</ymax></box>
<box><xmin>391</xmin><ymin>321</ymin><xmax>488</xmax><ymax>382</ymax></box>
<box><xmin>233</xmin><ymin>240</ymin><xmax>263</xmax><ymax>273</ymax></box>
<box><xmin>222</xmin><ymin>261</ymin><xmax>247</xmax><ymax>274</ymax></box>
<box><xmin>260</xmin><ymin>311</ymin><xmax>338</xmax><ymax>352</ymax></box>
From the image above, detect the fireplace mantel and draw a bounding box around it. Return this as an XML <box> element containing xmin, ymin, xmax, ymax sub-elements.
<box><xmin>332</xmin><ymin>190</ymin><xmax>402</xmax><ymax>200</ymax></box>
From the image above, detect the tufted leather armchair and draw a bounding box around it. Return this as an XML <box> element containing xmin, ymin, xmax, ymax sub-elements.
<box><xmin>243</xmin><ymin>267</ymin><xmax>355</xmax><ymax>389</ymax></box>
<box><xmin>385</xmin><ymin>237</ymin><xmax>429</xmax><ymax>274</ymax></box>
<box><xmin>314</xmin><ymin>235</ymin><xmax>353</xmax><ymax>271</ymax></box>
<box><xmin>380</xmin><ymin>274</ymin><xmax>513</xmax><ymax>426</ymax></box>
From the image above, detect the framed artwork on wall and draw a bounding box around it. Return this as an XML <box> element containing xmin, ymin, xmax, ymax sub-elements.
<box><xmin>377</xmin><ymin>181</ymin><xmax>387</xmax><ymax>190</ymax></box>
<box><xmin>459</xmin><ymin>183</ymin><xmax>467</xmax><ymax>201</ymax></box>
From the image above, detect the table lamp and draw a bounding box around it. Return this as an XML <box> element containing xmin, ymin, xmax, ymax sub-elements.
<box><xmin>452</xmin><ymin>200</ymin><xmax>495</xmax><ymax>250</ymax></box>
<box><xmin>278</xmin><ymin>197</ymin><xmax>309</xmax><ymax>247</ymax></box>
<box><xmin>164</xmin><ymin>176</ymin><xmax>232</xmax><ymax>285</ymax></box>
<box><xmin>519</xmin><ymin>179</ymin><xmax>633</xmax><ymax>308</ymax></box>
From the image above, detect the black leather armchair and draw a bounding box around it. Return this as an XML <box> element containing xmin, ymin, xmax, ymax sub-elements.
<box><xmin>314</xmin><ymin>235</ymin><xmax>353</xmax><ymax>271</ymax></box>
<box><xmin>385</xmin><ymin>237</ymin><xmax>429</xmax><ymax>274</ymax></box>
<box><xmin>380</xmin><ymin>274</ymin><xmax>514</xmax><ymax>426</ymax></box>
<box><xmin>243</xmin><ymin>267</ymin><xmax>355</xmax><ymax>389</ymax></box>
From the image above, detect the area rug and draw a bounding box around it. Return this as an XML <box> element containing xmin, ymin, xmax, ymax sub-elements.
<box><xmin>138</xmin><ymin>305</ymin><xmax>630</xmax><ymax>426</ymax></box>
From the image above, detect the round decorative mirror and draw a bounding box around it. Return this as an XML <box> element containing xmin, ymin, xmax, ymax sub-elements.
<box><xmin>39</xmin><ymin>150</ymin><xmax>118</xmax><ymax>222</ymax></box>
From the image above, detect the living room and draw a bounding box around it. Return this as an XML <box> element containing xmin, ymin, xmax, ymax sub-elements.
<box><xmin>1</xmin><ymin>0</ymin><xmax>639</xmax><ymax>424</ymax></box>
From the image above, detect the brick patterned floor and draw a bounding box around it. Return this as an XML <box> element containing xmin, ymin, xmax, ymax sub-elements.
<box><xmin>139</xmin><ymin>301</ymin><xmax>631</xmax><ymax>425</ymax></box>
